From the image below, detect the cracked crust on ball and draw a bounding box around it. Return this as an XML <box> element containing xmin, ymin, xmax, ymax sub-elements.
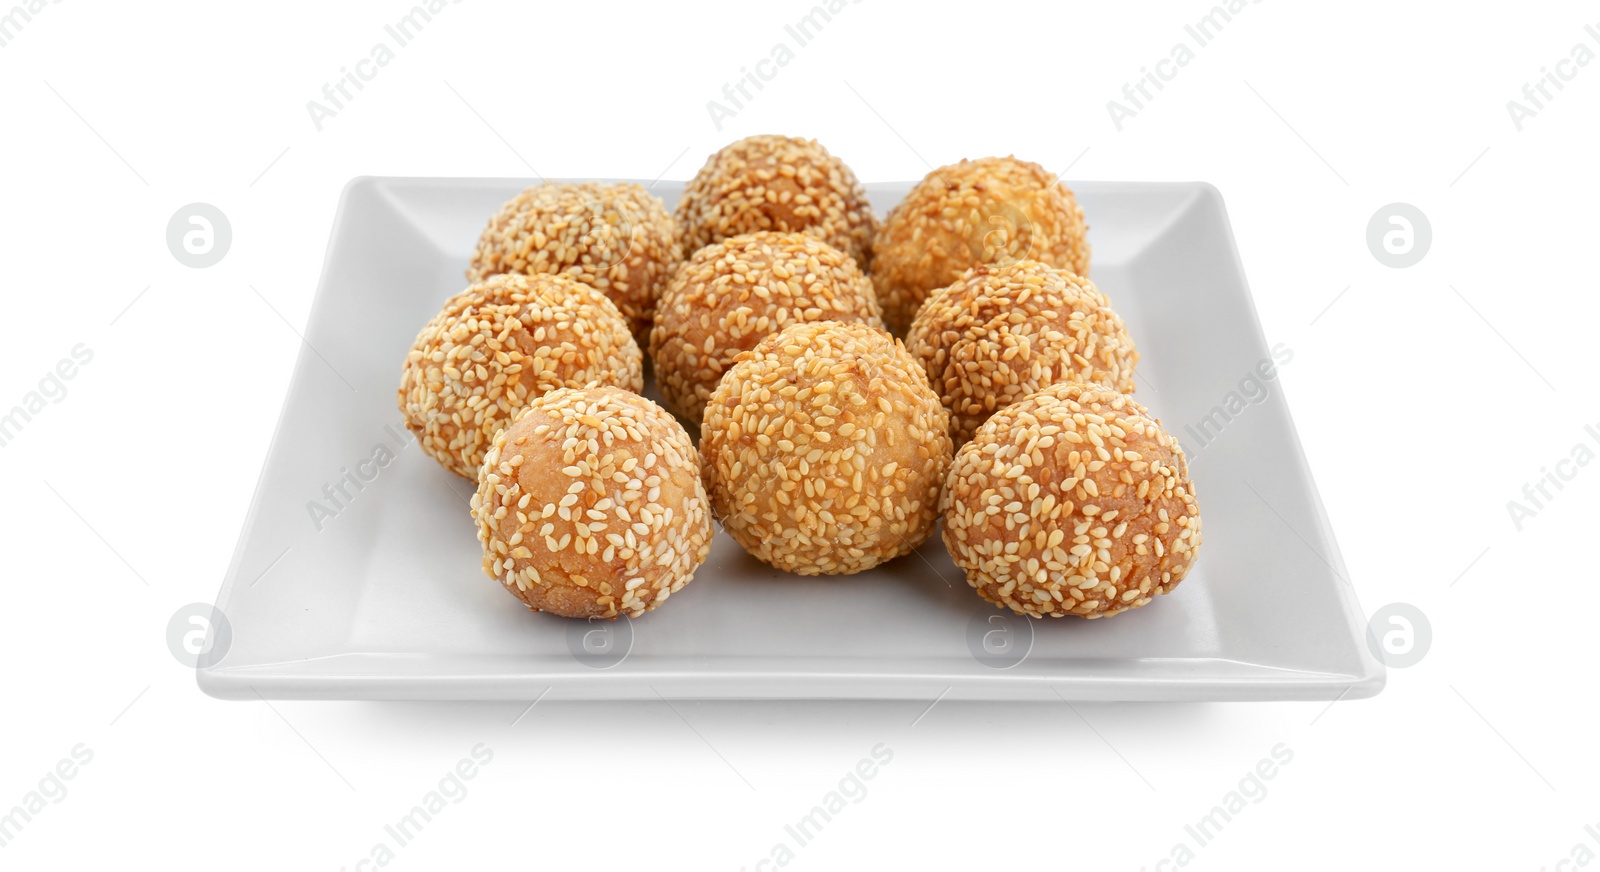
<box><xmin>472</xmin><ymin>386</ymin><xmax>713</xmax><ymax>619</ymax></box>
<box><xmin>905</xmin><ymin>260</ymin><xmax>1137</xmax><ymax>447</ymax></box>
<box><xmin>398</xmin><ymin>273</ymin><xmax>643</xmax><ymax>480</ymax></box>
<box><xmin>675</xmin><ymin>135</ymin><xmax>877</xmax><ymax>270</ymax></box>
<box><xmin>649</xmin><ymin>231</ymin><xmax>883</xmax><ymax>429</ymax></box>
<box><xmin>941</xmin><ymin>382</ymin><xmax>1200</xmax><ymax>618</ymax></box>
<box><xmin>467</xmin><ymin>181</ymin><xmax>681</xmax><ymax>342</ymax></box>
<box><xmin>873</xmin><ymin>156</ymin><xmax>1090</xmax><ymax>334</ymax></box>
<box><xmin>701</xmin><ymin>321</ymin><xmax>953</xmax><ymax>575</ymax></box>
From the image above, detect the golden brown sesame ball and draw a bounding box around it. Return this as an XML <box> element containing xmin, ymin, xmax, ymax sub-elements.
<box><xmin>942</xmin><ymin>382</ymin><xmax>1201</xmax><ymax>619</ymax></box>
<box><xmin>471</xmin><ymin>386</ymin><xmax>713</xmax><ymax>619</ymax></box>
<box><xmin>399</xmin><ymin>273</ymin><xmax>643</xmax><ymax>480</ymax></box>
<box><xmin>676</xmin><ymin>135</ymin><xmax>878</xmax><ymax>270</ymax></box>
<box><xmin>467</xmin><ymin>181</ymin><xmax>681</xmax><ymax>342</ymax></box>
<box><xmin>906</xmin><ymin>260</ymin><xmax>1138</xmax><ymax>447</ymax></box>
<box><xmin>649</xmin><ymin>231</ymin><xmax>884</xmax><ymax>428</ymax></box>
<box><xmin>874</xmin><ymin>156</ymin><xmax>1090</xmax><ymax>335</ymax></box>
<box><xmin>701</xmin><ymin>321</ymin><xmax>953</xmax><ymax>575</ymax></box>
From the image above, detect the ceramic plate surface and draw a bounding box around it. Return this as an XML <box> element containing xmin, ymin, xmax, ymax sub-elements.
<box><xmin>199</xmin><ymin>177</ymin><xmax>1384</xmax><ymax>702</ymax></box>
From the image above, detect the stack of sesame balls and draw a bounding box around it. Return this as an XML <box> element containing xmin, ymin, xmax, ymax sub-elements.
<box><xmin>396</xmin><ymin>135</ymin><xmax>1201</xmax><ymax>622</ymax></box>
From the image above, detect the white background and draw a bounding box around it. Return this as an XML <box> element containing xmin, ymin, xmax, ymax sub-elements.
<box><xmin>1</xmin><ymin>1</ymin><xmax>1596</xmax><ymax>869</ymax></box>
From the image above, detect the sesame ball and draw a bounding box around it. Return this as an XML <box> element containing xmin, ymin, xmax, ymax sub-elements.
<box><xmin>676</xmin><ymin>135</ymin><xmax>878</xmax><ymax>270</ymax></box>
<box><xmin>399</xmin><ymin>273</ymin><xmax>643</xmax><ymax>480</ymax></box>
<box><xmin>467</xmin><ymin>181</ymin><xmax>682</xmax><ymax>342</ymax></box>
<box><xmin>905</xmin><ymin>259</ymin><xmax>1138</xmax><ymax>447</ymax></box>
<box><xmin>472</xmin><ymin>386</ymin><xmax>713</xmax><ymax>619</ymax></box>
<box><xmin>649</xmin><ymin>231</ymin><xmax>884</xmax><ymax>428</ymax></box>
<box><xmin>942</xmin><ymin>382</ymin><xmax>1201</xmax><ymax>619</ymax></box>
<box><xmin>701</xmin><ymin>321</ymin><xmax>953</xmax><ymax>575</ymax></box>
<box><xmin>874</xmin><ymin>156</ymin><xmax>1090</xmax><ymax>334</ymax></box>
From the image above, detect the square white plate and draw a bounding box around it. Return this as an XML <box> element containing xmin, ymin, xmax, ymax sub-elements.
<box><xmin>199</xmin><ymin>177</ymin><xmax>1384</xmax><ymax>702</ymax></box>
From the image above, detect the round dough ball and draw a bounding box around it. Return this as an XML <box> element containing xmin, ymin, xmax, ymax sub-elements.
<box><xmin>906</xmin><ymin>259</ymin><xmax>1138</xmax><ymax>447</ymax></box>
<box><xmin>472</xmin><ymin>386</ymin><xmax>713</xmax><ymax>619</ymax></box>
<box><xmin>650</xmin><ymin>231</ymin><xmax>884</xmax><ymax>428</ymax></box>
<box><xmin>701</xmin><ymin>321</ymin><xmax>953</xmax><ymax>575</ymax></box>
<box><xmin>874</xmin><ymin>156</ymin><xmax>1090</xmax><ymax>334</ymax></box>
<box><xmin>399</xmin><ymin>273</ymin><xmax>642</xmax><ymax>479</ymax></box>
<box><xmin>675</xmin><ymin>135</ymin><xmax>877</xmax><ymax>269</ymax></box>
<box><xmin>467</xmin><ymin>181</ymin><xmax>681</xmax><ymax>341</ymax></box>
<box><xmin>942</xmin><ymin>382</ymin><xmax>1201</xmax><ymax>619</ymax></box>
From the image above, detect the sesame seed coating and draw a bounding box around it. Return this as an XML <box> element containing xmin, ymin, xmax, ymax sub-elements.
<box><xmin>649</xmin><ymin>231</ymin><xmax>884</xmax><ymax>429</ymax></box>
<box><xmin>701</xmin><ymin>322</ymin><xmax>953</xmax><ymax>576</ymax></box>
<box><xmin>467</xmin><ymin>181</ymin><xmax>682</xmax><ymax>342</ymax></box>
<box><xmin>676</xmin><ymin>135</ymin><xmax>878</xmax><ymax>270</ymax></box>
<box><xmin>470</xmin><ymin>386</ymin><xmax>713</xmax><ymax>619</ymax></box>
<box><xmin>941</xmin><ymin>381</ymin><xmax>1201</xmax><ymax>619</ymax></box>
<box><xmin>905</xmin><ymin>259</ymin><xmax>1138</xmax><ymax>447</ymax></box>
<box><xmin>873</xmin><ymin>156</ymin><xmax>1090</xmax><ymax>335</ymax></box>
<box><xmin>398</xmin><ymin>273</ymin><xmax>643</xmax><ymax>480</ymax></box>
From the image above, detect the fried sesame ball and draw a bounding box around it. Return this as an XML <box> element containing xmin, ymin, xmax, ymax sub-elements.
<box><xmin>906</xmin><ymin>260</ymin><xmax>1138</xmax><ymax>447</ymax></box>
<box><xmin>471</xmin><ymin>386</ymin><xmax>713</xmax><ymax>619</ymax></box>
<box><xmin>701</xmin><ymin>321</ymin><xmax>953</xmax><ymax>575</ymax></box>
<box><xmin>399</xmin><ymin>273</ymin><xmax>643</xmax><ymax>480</ymax></box>
<box><xmin>467</xmin><ymin>181</ymin><xmax>681</xmax><ymax>342</ymax></box>
<box><xmin>873</xmin><ymin>156</ymin><xmax>1091</xmax><ymax>334</ymax></box>
<box><xmin>649</xmin><ymin>231</ymin><xmax>884</xmax><ymax>428</ymax></box>
<box><xmin>942</xmin><ymin>382</ymin><xmax>1201</xmax><ymax>619</ymax></box>
<box><xmin>675</xmin><ymin>135</ymin><xmax>878</xmax><ymax>270</ymax></box>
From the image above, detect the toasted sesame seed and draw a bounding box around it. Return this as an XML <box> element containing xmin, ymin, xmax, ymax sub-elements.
<box><xmin>701</xmin><ymin>321</ymin><xmax>953</xmax><ymax>576</ymax></box>
<box><xmin>873</xmin><ymin>156</ymin><xmax>1091</xmax><ymax>335</ymax></box>
<box><xmin>649</xmin><ymin>231</ymin><xmax>882</xmax><ymax>429</ymax></box>
<box><xmin>676</xmin><ymin>135</ymin><xmax>877</xmax><ymax>271</ymax></box>
<box><xmin>940</xmin><ymin>381</ymin><xmax>1201</xmax><ymax>619</ymax></box>
<box><xmin>466</xmin><ymin>181</ymin><xmax>681</xmax><ymax>342</ymax></box>
<box><xmin>470</xmin><ymin>385</ymin><xmax>713</xmax><ymax>620</ymax></box>
<box><xmin>398</xmin><ymin>273</ymin><xmax>644</xmax><ymax>480</ymax></box>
